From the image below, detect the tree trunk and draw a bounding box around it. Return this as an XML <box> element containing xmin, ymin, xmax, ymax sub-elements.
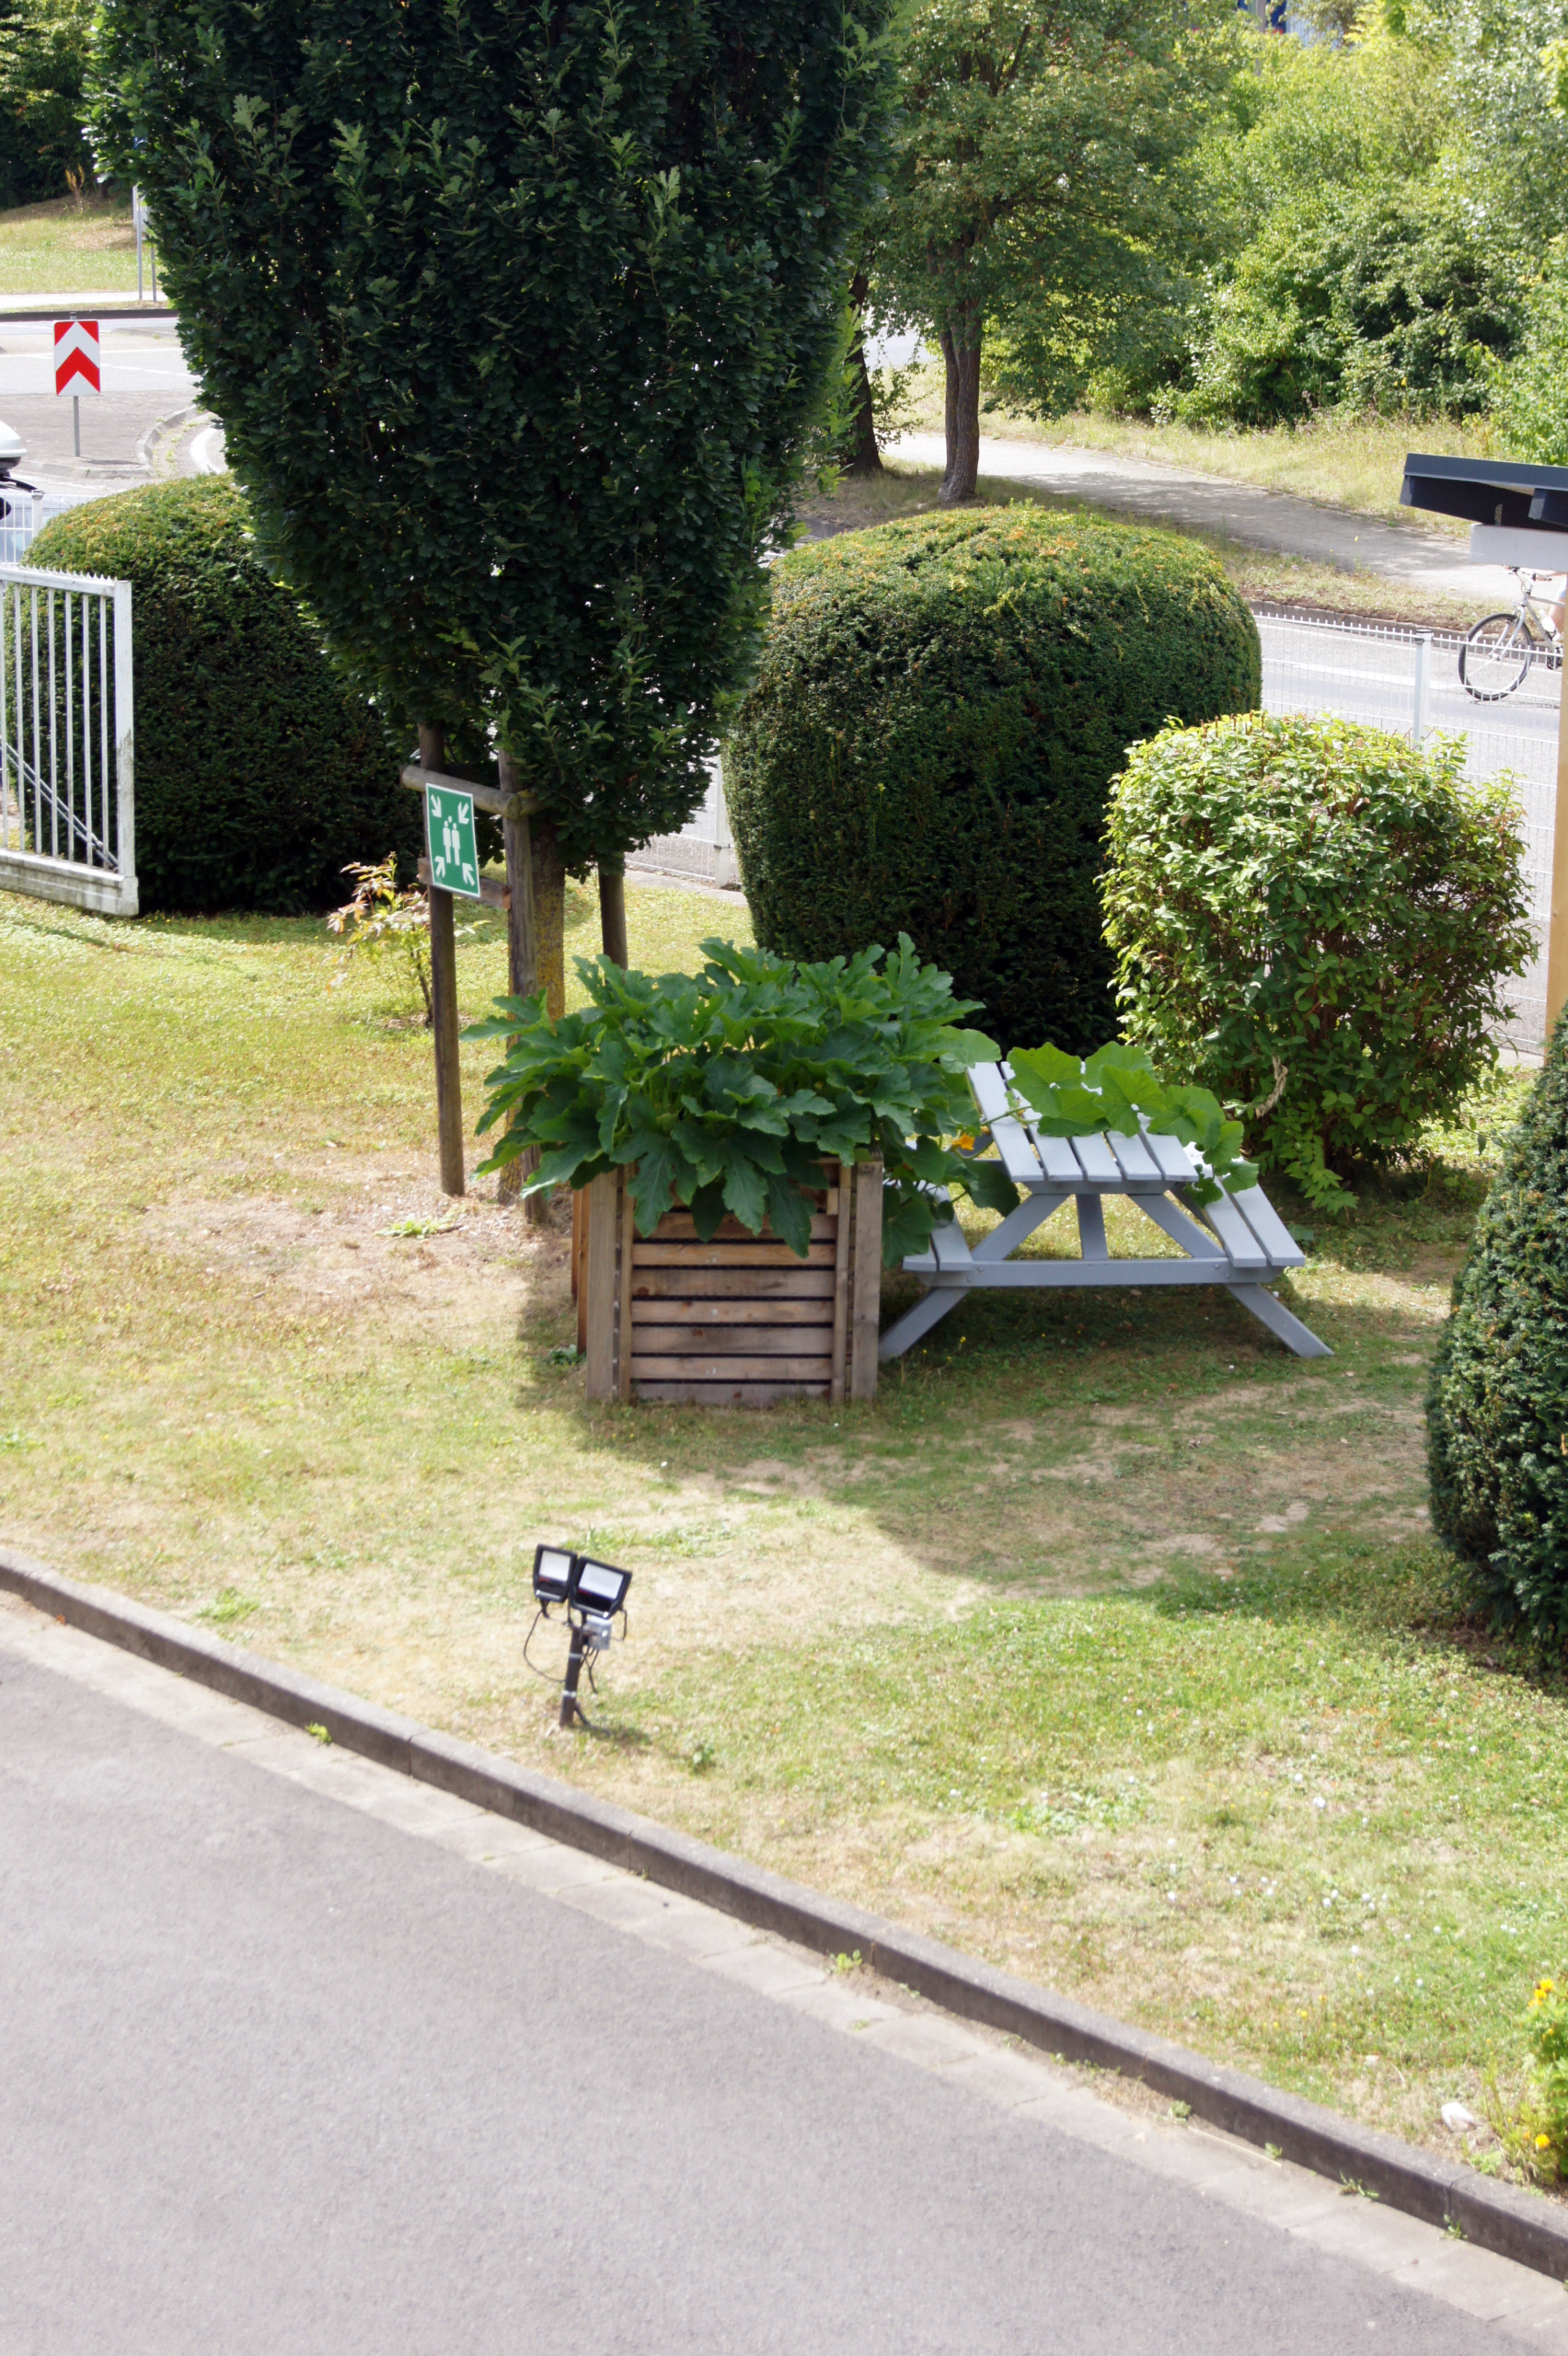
<box><xmin>939</xmin><ymin>317</ymin><xmax>983</xmax><ymax>506</ymax></box>
<box><xmin>842</xmin><ymin>270</ymin><xmax>882</xmax><ymax>477</ymax></box>
<box><xmin>599</xmin><ymin>860</ymin><xmax>628</xmax><ymax>966</ymax></box>
<box><xmin>531</xmin><ymin>814</ymin><xmax>567</xmax><ymax>1021</ymax></box>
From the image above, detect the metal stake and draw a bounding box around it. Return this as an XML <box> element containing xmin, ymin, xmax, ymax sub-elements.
<box><xmin>559</xmin><ymin>1619</ymin><xmax>588</xmax><ymax>1727</ymax></box>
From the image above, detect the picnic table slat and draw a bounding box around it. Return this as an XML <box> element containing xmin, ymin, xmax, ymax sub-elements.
<box><xmin>1196</xmin><ymin>1189</ymin><xmax>1268</xmax><ymax>1270</ymax></box>
<box><xmin>968</xmin><ymin>1062</ymin><xmax>1044</xmax><ymax>1185</ymax></box>
<box><xmin>1070</xmin><ymin>1132</ymin><xmax>1122</xmax><ymax>1185</ymax></box>
<box><xmin>1107</xmin><ymin>1128</ymin><xmax>1161</xmax><ymax>1184</ymax></box>
<box><xmin>1226</xmin><ymin>1183</ymin><xmax>1303</xmax><ymax>1267</ymax></box>
<box><xmin>1032</xmin><ymin>1129</ymin><xmax>1083</xmax><ymax>1186</ymax></box>
<box><xmin>1145</xmin><ymin>1131</ymin><xmax>1197</xmax><ymax>1184</ymax></box>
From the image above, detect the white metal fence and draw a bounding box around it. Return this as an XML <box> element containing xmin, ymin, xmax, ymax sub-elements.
<box><xmin>0</xmin><ymin>484</ymin><xmax>108</xmax><ymax>568</ymax></box>
<box><xmin>0</xmin><ymin>563</ymin><xmax>135</xmax><ymax>918</ymax></box>
<box><xmin>1257</xmin><ymin>610</ymin><xmax>1557</xmax><ymax>1052</ymax></box>
<box><xmin>626</xmin><ymin>756</ymin><xmax>739</xmax><ymax>892</ymax></box>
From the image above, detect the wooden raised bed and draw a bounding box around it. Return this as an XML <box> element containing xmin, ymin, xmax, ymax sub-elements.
<box><xmin>571</xmin><ymin>1161</ymin><xmax>883</xmax><ymax>1405</ymax></box>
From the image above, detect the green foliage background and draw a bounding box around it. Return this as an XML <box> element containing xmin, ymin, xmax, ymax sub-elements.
<box><xmin>1103</xmin><ymin>712</ymin><xmax>1534</xmax><ymax>1210</ymax></box>
<box><xmin>31</xmin><ymin>479</ymin><xmax>418</xmax><ymax>916</ymax></box>
<box><xmin>870</xmin><ymin>0</ymin><xmax>1238</xmax><ymax>421</ymax></box>
<box><xmin>1429</xmin><ymin>1018</ymin><xmax>1568</xmax><ymax>1643</ymax></box>
<box><xmin>0</xmin><ymin>0</ymin><xmax>92</xmax><ymax>206</ymax></box>
<box><xmin>91</xmin><ymin>0</ymin><xmax>893</xmax><ymax>872</ymax></box>
<box><xmin>722</xmin><ymin>507</ymin><xmax>1261</xmax><ymax>1057</ymax></box>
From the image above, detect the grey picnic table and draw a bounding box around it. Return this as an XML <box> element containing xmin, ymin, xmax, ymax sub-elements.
<box><xmin>880</xmin><ymin>1060</ymin><xmax>1331</xmax><ymax>1362</ymax></box>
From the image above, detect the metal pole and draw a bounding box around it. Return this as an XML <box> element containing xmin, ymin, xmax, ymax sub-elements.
<box><xmin>559</xmin><ymin>1620</ymin><xmax>587</xmax><ymax>1727</ymax></box>
<box><xmin>134</xmin><ymin>190</ymin><xmax>143</xmax><ymax>303</ymax></box>
<box><xmin>1412</xmin><ymin>633</ymin><xmax>1430</xmax><ymax>749</ymax></box>
<box><xmin>72</xmin><ymin>394</ymin><xmax>79</xmax><ymax>459</ymax></box>
<box><xmin>421</xmin><ymin>721</ymin><xmax>466</xmax><ymax>1196</ymax></box>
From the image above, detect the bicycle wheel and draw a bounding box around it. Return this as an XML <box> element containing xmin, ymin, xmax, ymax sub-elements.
<box><xmin>1461</xmin><ymin>613</ymin><xmax>1537</xmax><ymax>701</ymax></box>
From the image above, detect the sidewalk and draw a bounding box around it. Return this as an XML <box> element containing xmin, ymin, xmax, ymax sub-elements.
<box><xmin>6</xmin><ymin>1588</ymin><xmax>1567</xmax><ymax>2355</ymax></box>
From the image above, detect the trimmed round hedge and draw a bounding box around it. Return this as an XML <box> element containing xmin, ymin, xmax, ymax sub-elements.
<box><xmin>721</xmin><ymin>507</ymin><xmax>1261</xmax><ymax>1054</ymax></box>
<box><xmin>30</xmin><ymin>479</ymin><xmax>418</xmax><ymax>914</ymax></box>
<box><xmin>1104</xmin><ymin>713</ymin><xmax>1534</xmax><ymax>1213</ymax></box>
<box><xmin>1428</xmin><ymin>1024</ymin><xmax>1568</xmax><ymax>1642</ymax></box>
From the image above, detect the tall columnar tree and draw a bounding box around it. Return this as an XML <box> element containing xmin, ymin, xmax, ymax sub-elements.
<box><xmin>91</xmin><ymin>0</ymin><xmax>894</xmax><ymax>919</ymax></box>
<box><xmin>874</xmin><ymin>0</ymin><xmax>1234</xmax><ymax>502</ymax></box>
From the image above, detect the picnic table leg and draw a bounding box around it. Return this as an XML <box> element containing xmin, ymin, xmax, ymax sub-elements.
<box><xmin>1226</xmin><ymin>1283</ymin><xmax>1332</xmax><ymax>1359</ymax></box>
<box><xmin>878</xmin><ymin>1283</ymin><xmax>965</xmax><ymax>1360</ymax></box>
<box><xmin>1076</xmin><ymin>1195</ymin><xmax>1109</xmax><ymax>1260</ymax></box>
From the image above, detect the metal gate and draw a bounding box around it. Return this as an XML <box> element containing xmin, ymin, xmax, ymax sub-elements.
<box><xmin>0</xmin><ymin>563</ymin><xmax>134</xmax><ymax>918</ymax></box>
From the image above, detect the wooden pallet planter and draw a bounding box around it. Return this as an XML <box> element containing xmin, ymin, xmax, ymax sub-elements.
<box><xmin>572</xmin><ymin>1162</ymin><xmax>883</xmax><ymax>1405</ymax></box>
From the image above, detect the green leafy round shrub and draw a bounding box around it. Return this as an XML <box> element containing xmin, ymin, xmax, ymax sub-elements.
<box><xmin>1428</xmin><ymin>1022</ymin><xmax>1568</xmax><ymax>1640</ymax></box>
<box><xmin>30</xmin><ymin>478</ymin><xmax>418</xmax><ymax>914</ymax></box>
<box><xmin>1102</xmin><ymin>712</ymin><xmax>1535</xmax><ymax>1211</ymax></box>
<box><xmin>721</xmin><ymin>507</ymin><xmax>1260</xmax><ymax>1056</ymax></box>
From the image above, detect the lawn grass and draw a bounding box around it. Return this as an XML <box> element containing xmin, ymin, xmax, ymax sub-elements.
<box><xmin>0</xmin><ymin>193</ymin><xmax>152</xmax><ymax>297</ymax></box>
<box><xmin>801</xmin><ymin>461</ymin><xmax>1493</xmax><ymax>633</ymax></box>
<box><xmin>894</xmin><ymin>359</ymin><xmax>1485</xmax><ymax>537</ymax></box>
<box><xmin>2</xmin><ymin>875</ymin><xmax>1561</xmax><ymax>2184</ymax></box>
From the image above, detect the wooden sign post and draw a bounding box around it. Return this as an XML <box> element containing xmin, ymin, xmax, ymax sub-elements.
<box><xmin>401</xmin><ymin>742</ymin><xmax>541</xmax><ymax>1200</ymax></box>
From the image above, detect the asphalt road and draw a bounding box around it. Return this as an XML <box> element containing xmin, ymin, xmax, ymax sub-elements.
<box><xmin>2</xmin><ymin>1643</ymin><xmax>1556</xmax><ymax>2356</ymax></box>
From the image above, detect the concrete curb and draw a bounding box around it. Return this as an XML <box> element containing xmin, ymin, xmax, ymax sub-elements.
<box><xmin>6</xmin><ymin>1542</ymin><xmax>1566</xmax><ymax>2281</ymax></box>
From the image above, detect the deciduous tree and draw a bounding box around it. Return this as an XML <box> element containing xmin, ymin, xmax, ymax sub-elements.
<box><xmin>875</xmin><ymin>0</ymin><xmax>1233</xmax><ymax>502</ymax></box>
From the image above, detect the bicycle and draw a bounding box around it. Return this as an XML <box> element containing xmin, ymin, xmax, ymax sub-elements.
<box><xmin>1459</xmin><ymin>569</ymin><xmax>1564</xmax><ymax>701</ymax></box>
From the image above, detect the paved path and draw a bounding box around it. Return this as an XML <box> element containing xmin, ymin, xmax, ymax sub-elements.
<box><xmin>4</xmin><ymin>1597</ymin><xmax>1566</xmax><ymax>2355</ymax></box>
<box><xmin>892</xmin><ymin>431</ymin><xmax>1513</xmax><ymax>607</ymax></box>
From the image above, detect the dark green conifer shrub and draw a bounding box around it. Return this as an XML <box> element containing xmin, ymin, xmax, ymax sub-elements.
<box><xmin>30</xmin><ymin>478</ymin><xmax>417</xmax><ymax>914</ymax></box>
<box><xmin>1429</xmin><ymin>1026</ymin><xmax>1568</xmax><ymax>1639</ymax></box>
<box><xmin>721</xmin><ymin>507</ymin><xmax>1259</xmax><ymax>1056</ymax></box>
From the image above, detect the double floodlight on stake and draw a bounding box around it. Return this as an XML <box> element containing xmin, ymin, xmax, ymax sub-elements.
<box><xmin>529</xmin><ymin>1543</ymin><xmax>632</xmax><ymax>1727</ymax></box>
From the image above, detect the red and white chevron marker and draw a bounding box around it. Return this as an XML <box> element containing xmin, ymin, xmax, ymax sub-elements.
<box><xmin>53</xmin><ymin>318</ymin><xmax>100</xmax><ymax>398</ymax></box>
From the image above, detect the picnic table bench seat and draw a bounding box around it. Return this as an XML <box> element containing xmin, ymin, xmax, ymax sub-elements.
<box><xmin>880</xmin><ymin>1059</ymin><xmax>1330</xmax><ymax>1362</ymax></box>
